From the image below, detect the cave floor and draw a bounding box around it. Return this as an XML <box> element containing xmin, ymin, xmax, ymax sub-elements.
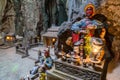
<box><xmin>0</xmin><ymin>46</ymin><xmax>120</xmax><ymax>80</ymax></box>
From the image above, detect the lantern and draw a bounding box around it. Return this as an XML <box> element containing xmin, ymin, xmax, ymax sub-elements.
<box><xmin>6</xmin><ymin>36</ymin><xmax>15</xmax><ymax>41</ymax></box>
<box><xmin>52</xmin><ymin>38</ymin><xmax>56</xmax><ymax>42</ymax></box>
<box><xmin>91</xmin><ymin>37</ymin><xmax>103</xmax><ymax>55</ymax></box>
<box><xmin>5</xmin><ymin>33</ymin><xmax>15</xmax><ymax>42</ymax></box>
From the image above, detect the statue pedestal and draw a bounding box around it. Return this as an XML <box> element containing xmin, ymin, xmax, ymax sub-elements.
<box><xmin>47</xmin><ymin>60</ymin><xmax>101</xmax><ymax>80</ymax></box>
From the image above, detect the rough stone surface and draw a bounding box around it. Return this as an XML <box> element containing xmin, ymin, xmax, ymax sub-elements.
<box><xmin>0</xmin><ymin>0</ymin><xmax>15</xmax><ymax>34</ymax></box>
<box><xmin>55</xmin><ymin>60</ymin><xmax>101</xmax><ymax>80</ymax></box>
<box><xmin>21</xmin><ymin>0</ymin><xmax>39</xmax><ymax>32</ymax></box>
<box><xmin>96</xmin><ymin>0</ymin><xmax>120</xmax><ymax>61</ymax></box>
<box><xmin>0</xmin><ymin>45</ymin><xmax>53</xmax><ymax>80</ymax></box>
<box><xmin>0</xmin><ymin>0</ymin><xmax>7</xmax><ymax>25</ymax></box>
<box><xmin>0</xmin><ymin>47</ymin><xmax>34</xmax><ymax>80</ymax></box>
<box><xmin>0</xmin><ymin>46</ymin><xmax>120</xmax><ymax>80</ymax></box>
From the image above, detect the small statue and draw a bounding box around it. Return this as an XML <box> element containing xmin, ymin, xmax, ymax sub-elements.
<box><xmin>59</xmin><ymin>37</ymin><xmax>73</xmax><ymax>61</ymax></box>
<box><xmin>41</xmin><ymin>49</ymin><xmax>53</xmax><ymax>69</ymax></box>
<box><xmin>30</xmin><ymin>48</ymin><xmax>53</xmax><ymax>76</ymax></box>
<box><xmin>72</xmin><ymin>42</ymin><xmax>81</xmax><ymax>65</ymax></box>
<box><xmin>62</xmin><ymin>37</ymin><xmax>73</xmax><ymax>54</ymax></box>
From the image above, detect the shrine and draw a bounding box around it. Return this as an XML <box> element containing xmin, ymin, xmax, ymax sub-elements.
<box><xmin>42</xmin><ymin>26</ymin><xmax>59</xmax><ymax>47</ymax></box>
<box><xmin>46</xmin><ymin>3</ymin><xmax>112</xmax><ymax>80</ymax></box>
<box><xmin>47</xmin><ymin>28</ymin><xmax>105</xmax><ymax>80</ymax></box>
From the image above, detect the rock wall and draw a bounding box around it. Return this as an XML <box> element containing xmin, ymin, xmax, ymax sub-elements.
<box><xmin>13</xmin><ymin>0</ymin><xmax>24</xmax><ymax>36</ymax></box>
<box><xmin>0</xmin><ymin>0</ymin><xmax>15</xmax><ymax>34</ymax></box>
<box><xmin>21</xmin><ymin>0</ymin><xmax>39</xmax><ymax>35</ymax></box>
<box><xmin>0</xmin><ymin>0</ymin><xmax>7</xmax><ymax>25</ymax></box>
<box><xmin>96</xmin><ymin>0</ymin><xmax>120</xmax><ymax>60</ymax></box>
<box><xmin>13</xmin><ymin>0</ymin><xmax>43</xmax><ymax>37</ymax></box>
<box><xmin>66</xmin><ymin>0</ymin><xmax>103</xmax><ymax>22</ymax></box>
<box><xmin>41</xmin><ymin>0</ymin><xmax>68</xmax><ymax>32</ymax></box>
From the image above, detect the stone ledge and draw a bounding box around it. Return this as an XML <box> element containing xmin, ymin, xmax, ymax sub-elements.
<box><xmin>47</xmin><ymin>69</ymin><xmax>81</xmax><ymax>80</ymax></box>
<box><xmin>54</xmin><ymin>60</ymin><xmax>101</xmax><ymax>80</ymax></box>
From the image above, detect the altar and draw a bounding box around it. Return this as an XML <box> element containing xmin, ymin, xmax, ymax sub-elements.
<box><xmin>47</xmin><ymin>59</ymin><xmax>102</xmax><ymax>80</ymax></box>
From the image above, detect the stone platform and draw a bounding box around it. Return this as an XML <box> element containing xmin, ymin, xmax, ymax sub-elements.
<box><xmin>47</xmin><ymin>60</ymin><xmax>101</xmax><ymax>80</ymax></box>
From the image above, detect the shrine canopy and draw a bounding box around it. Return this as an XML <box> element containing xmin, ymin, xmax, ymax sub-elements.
<box><xmin>42</xmin><ymin>27</ymin><xmax>59</xmax><ymax>38</ymax></box>
<box><xmin>42</xmin><ymin>27</ymin><xmax>60</xmax><ymax>47</ymax></box>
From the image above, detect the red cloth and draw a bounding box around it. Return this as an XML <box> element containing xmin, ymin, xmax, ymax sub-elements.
<box><xmin>72</xmin><ymin>33</ymin><xmax>79</xmax><ymax>43</ymax></box>
<box><xmin>89</xmin><ymin>29</ymin><xmax>95</xmax><ymax>37</ymax></box>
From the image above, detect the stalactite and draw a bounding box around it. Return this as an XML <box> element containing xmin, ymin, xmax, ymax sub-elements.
<box><xmin>13</xmin><ymin>0</ymin><xmax>23</xmax><ymax>35</ymax></box>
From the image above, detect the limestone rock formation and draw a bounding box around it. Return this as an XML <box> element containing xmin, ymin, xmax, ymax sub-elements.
<box><xmin>0</xmin><ymin>0</ymin><xmax>7</xmax><ymax>25</ymax></box>
<box><xmin>96</xmin><ymin>0</ymin><xmax>120</xmax><ymax>61</ymax></box>
<box><xmin>0</xmin><ymin>0</ymin><xmax>15</xmax><ymax>34</ymax></box>
<box><xmin>0</xmin><ymin>0</ymin><xmax>120</xmax><ymax>61</ymax></box>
